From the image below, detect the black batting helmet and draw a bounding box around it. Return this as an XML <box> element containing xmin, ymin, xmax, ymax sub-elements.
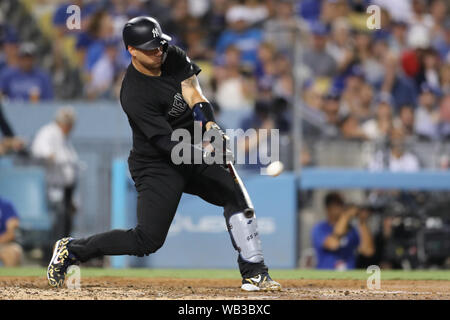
<box><xmin>122</xmin><ymin>16</ymin><xmax>171</xmax><ymax>51</ymax></box>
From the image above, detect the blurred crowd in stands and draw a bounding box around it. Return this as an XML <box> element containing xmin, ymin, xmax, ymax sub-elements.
<box><xmin>1</xmin><ymin>0</ymin><xmax>450</xmax><ymax>157</ymax></box>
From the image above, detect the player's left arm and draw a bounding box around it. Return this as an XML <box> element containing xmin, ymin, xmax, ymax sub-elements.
<box><xmin>181</xmin><ymin>74</ymin><xmax>215</xmax><ymax>131</ymax></box>
<box><xmin>181</xmin><ymin>74</ymin><xmax>233</xmax><ymax>162</ymax></box>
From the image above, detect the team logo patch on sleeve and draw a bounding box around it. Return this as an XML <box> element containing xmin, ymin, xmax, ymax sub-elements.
<box><xmin>168</xmin><ymin>93</ymin><xmax>188</xmax><ymax>117</ymax></box>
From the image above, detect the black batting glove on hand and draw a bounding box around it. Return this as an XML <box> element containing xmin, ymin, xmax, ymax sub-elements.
<box><xmin>204</xmin><ymin>123</ymin><xmax>235</xmax><ymax>165</ymax></box>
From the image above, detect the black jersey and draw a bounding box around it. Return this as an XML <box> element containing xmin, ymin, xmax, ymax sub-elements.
<box><xmin>120</xmin><ymin>45</ymin><xmax>201</xmax><ymax>159</ymax></box>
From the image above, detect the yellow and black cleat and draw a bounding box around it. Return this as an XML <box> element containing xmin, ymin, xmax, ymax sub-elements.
<box><xmin>241</xmin><ymin>273</ymin><xmax>282</xmax><ymax>292</ymax></box>
<box><xmin>47</xmin><ymin>237</ymin><xmax>77</xmax><ymax>288</ymax></box>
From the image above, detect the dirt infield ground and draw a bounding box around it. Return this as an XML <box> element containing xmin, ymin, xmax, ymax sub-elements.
<box><xmin>0</xmin><ymin>276</ymin><xmax>449</xmax><ymax>300</ymax></box>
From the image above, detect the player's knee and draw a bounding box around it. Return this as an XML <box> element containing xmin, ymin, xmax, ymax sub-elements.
<box><xmin>132</xmin><ymin>227</ymin><xmax>165</xmax><ymax>256</ymax></box>
<box><xmin>223</xmin><ymin>203</ymin><xmax>244</xmax><ymax>220</ymax></box>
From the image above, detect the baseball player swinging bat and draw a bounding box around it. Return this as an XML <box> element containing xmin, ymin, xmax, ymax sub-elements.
<box><xmin>46</xmin><ymin>16</ymin><xmax>280</xmax><ymax>292</ymax></box>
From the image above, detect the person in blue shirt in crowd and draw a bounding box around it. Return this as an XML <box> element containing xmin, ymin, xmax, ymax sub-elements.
<box><xmin>0</xmin><ymin>42</ymin><xmax>53</xmax><ymax>102</ymax></box>
<box><xmin>215</xmin><ymin>5</ymin><xmax>263</xmax><ymax>70</ymax></box>
<box><xmin>0</xmin><ymin>196</ymin><xmax>22</xmax><ymax>266</ymax></box>
<box><xmin>312</xmin><ymin>192</ymin><xmax>375</xmax><ymax>270</ymax></box>
<box><xmin>0</xmin><ymin>24</ymin><xmax>20</xmax><ymax>72</ymax></box>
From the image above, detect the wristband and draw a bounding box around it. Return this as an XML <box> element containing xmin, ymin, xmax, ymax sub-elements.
<box><xmin>192</xmin><ymin>102</ymin><xmax>216</xmax><ymax>125</ymax></box>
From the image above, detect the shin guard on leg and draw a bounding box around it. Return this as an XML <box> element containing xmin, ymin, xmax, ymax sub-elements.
<box><xmin>227</xmin><ymin>212</ymin><xmax>263</xmax><ymax>263</ymax></box>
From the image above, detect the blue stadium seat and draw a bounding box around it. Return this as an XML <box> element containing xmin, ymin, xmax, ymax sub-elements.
<box><xmin>0</xmin><ymin>166</ymin><xmax>51</xmax><ymax>231</ymax></box>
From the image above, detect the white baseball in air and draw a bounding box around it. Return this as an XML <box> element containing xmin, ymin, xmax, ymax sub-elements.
<box><xmin>266</xmin><ymin>161</ymin><xmax>284</xmax><ymax>177</ymax></box>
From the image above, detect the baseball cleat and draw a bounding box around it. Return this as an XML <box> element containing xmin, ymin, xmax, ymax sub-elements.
<box><xmin>241</xmin><ymin>273</ymin><xmax>282</xmax><ymax>292</ymax></box>
<box><xmin>47</xmin><ymin>237</ymin><xmax>77</xmax><ymax>288</ymax></box>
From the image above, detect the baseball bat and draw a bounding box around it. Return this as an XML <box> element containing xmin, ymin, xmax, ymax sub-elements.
<box><xmin>227</xmin><ymin>161</ymin><xmax>255</xmax><ymax>218</ymax></box>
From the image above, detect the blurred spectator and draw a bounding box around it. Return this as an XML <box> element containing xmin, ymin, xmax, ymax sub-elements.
<box><xmin>389</xmin><ymin>21</ymin><xmax>409</xmax><ymax>57</ymax></box>
<box><xmin>355</xmin><ymin>82</ymin><xmax>375</xmax><ymax>123</ymax></box>
<box><xmin>421</xmin><ymin>48</ymin><xmax>440</xmax><ymax>90</ymax></box>
<box><xmin>0</xmin><ymin>42</ymin><xmax>53</xmax><ymax>102</ymax></box>
<box><xmin>395</xmin><ymin>105</ymin><xmax>416</xmax><ymax>138</ymax></box>
<box><xmin>409</xmin><ymin>0</ymin><xmax>434</xmax><ymax>31</ymax></box>
<box><xmin>163</xmin><ymin>0</ymin><xmax>190</xmax><ymax>46</ymax></box>
<box><xmin>243</xmin><ymin>0</ymin><xmax>269</xmax><ymax>26</ymax></box>
<box><xmin>82</xmin><ymin>10</ymin><xmax>116</xmax><ymax>72</ymax></box>
<box><xmin>320</xmin><ymin>0</ymin><xmax>350</xmax><ymax>26</ymax></box>
<box><xmin>241</xmin><ymin>97</ymin><xmax>290</xmax><ymax>133</ymax></box>
<box><xmin>433</xmin><ymin>19</ymin><xmax>450</xmax><ymax>63</ymax></box>
<box><xmin>327</xmin><ymin>18</ymin><xmax>354</xmax><ymax>73</ymax></box>
<box><xmin>0</xmin><ymin>196</ymin><xmax>23</xmax><ymax>267</ymax></box>
<box><xmin>303</xmin><ymin>79</ymin><xmax>325</xmax><ymax>111</ymax></box>
<box><xmin>414</xmin><ymin>83</ymin><xmax>440</xmax><ymax>140</ymax></box>
<box><xmin>0</xmin><ymin>24</ymin><xmax>19</xmax><ymax>71</ymax></box>
<box><xmin>52</xmin><ymin>0</ymin><xmax>100</xmax><ymax>71</ymax></box>
<box><xmin>302</xmin><ymin>22</ymin><xmax>337</xmax><ymax>77</ymax></box>
<box><xmin>237</xmin><ymin>99</ymin><xmax>276</xmax><ymax>171</ymax></box>
<box><xmin>362</xmin><ymin>94</ymin><xmax>394</xmax><ymax>141</ymax></box>
<box><xmin>272</xmin><ymin>52</ymin><xmax>294</xmax><ymax>101</ymax></box>
<box><xmin>298</xmin><ymin>0</ymin><xmax>321</xmax><ymax>25</ymax></box>
<box><xmin>264</xmin><ymin>0</ymin><xmax>303</xmax><ymax>55</ymax></box>
<box><xmin>237</xmin><ymin>96</ymin><xmax>292</xmax><ymax>170</ymax></box>
<box><xmin>214</xmin><ymin>45</ymin><xmax>255</xmax><ymax>110</ymax></box>
<box><xmin>202</xmin><ymin>0</ymin><xmax>228</xmax><ymax>46</ymax></box>
<box><xmin>369</xmin><ymin>127</ymin><xmax>420</xmax><ymax>172</ymax></box>
<box><xmin>339</xmin><ymin>65</ymin><xmax>367</xmax><ymax>117</ymax></box>
<box><xmin>354</xmin><ymin>31</ymin><xmax>383</xmax><ymax>86</ymax></box>
<box><xmin>322</xmin><ymin>90</ymin><xmax>341</xmax><ymax>137</ymax></box>
<box><xmin>339</xmin><ymin>114</ymin><xmax>367</xmax><ymax>140</ymax></box>
<box><xmin>109</xmin><ymin>0</ymin><xmax>147</xmax><ymax>37</ymax></box>
<box><xmin>183</xmin><ymin>18</ymin><xmax>214</xmax><ymax>61</ymax></box>
<box><xmin>437</xmin><ymin>94</ymin><xmax>450</xmax><ymax>140</ymax></box>
<box><xmin>52</xmin><ymin>0</ymin><xmax>98</xmax><ymax>37</ymax></box>
<box><xmin>31</xmin><ymin>107</ymin><xmax>79</xmax><ymax>240</ymax></box>
<box><xmin>440</xmin><ymin>63</ymin><xmax>450</xmax><ymax>95</ymax></box>
<box><xmin>215</xmin><ymin>4</ymin><xmax>264</xmax><ymax>69</ymax></box>
<box><xmin>312</xmin><ymin>192</ymin><xmax>374</xmax><ymax>270</ymax></box>
<box><xmin>86</xmin><ymin>37</ymin><xmax>124</xmax><ymax>100</ymax></box>
<box><xmin>372</xmin><ymin>0</ymin><xmax>412</xmax><ymax>35</ymax></box>
<box><xmin>429</xmin><ymin>0</ymin><xmax>448</xmax><ymax>47</ymax></box>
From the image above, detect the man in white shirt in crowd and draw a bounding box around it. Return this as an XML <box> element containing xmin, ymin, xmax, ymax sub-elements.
<box><xmin>31</xmin><ymin>107</ymin><xmax>79</xmax><ymax>241</ymax></box>
<box><xmin>369</xmin><ymin>126</ymin><xmax>420</xmax><ymax>172</ymax></box>
<box><xmin>414</xmin><ymin>83</ymin><xmax>440</xmax><ymax>140</ymax></box>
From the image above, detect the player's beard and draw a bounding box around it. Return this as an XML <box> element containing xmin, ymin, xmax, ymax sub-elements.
<box><xmin>140</xmin><ymin>52</ymin><xmax>167</xmax><ymax>74</ymax></box>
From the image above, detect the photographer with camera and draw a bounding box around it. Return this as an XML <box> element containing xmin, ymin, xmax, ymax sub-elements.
<box><xmin>312</xmin><ymin>192</ymin><xmax>375</xmax><ymax>270</ymax></box>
